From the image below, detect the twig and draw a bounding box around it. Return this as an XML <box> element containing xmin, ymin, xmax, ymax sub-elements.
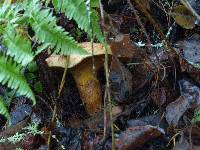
<box><xmin>103</xmin><ymin>89</ymin><xmax>107</xmax><ymax>139</ymax></box>
<box><xmin>58</xmin><ymin>55</ymin><xmax>69</xmax><ymax>96</ymax></box>
<box><xmin>47</xmin><ymin>103</ymin><xmax>57</xmax><ymax>150</ymax></box>
<box><xmin>99</xmin><ymin>0</ymin><xmax>115</xmax><ymax>149</ymax></box>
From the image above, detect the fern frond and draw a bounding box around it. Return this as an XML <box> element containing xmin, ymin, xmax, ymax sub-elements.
<box><xmin>3</xmin><ymin>25</ymin><xmax>34</xmax><ymax>66</ymax></box>
<box><xmin>0</xmin><ymin>2</ymin><xmax>22</xmax><ymax>25</ymax></box>
<box><xmin>0</xmin><ymin>55</ymin><xmax>36</xmax><ymax>105</ymax></box>
<box><xmin>25</xmin><ymin>0</ymin><xmax>87</xmax><ymax>55</ymax></box>
<box><xmin>52</xmin><ymin>0</ymin><xmax>104</xmax><ymax>43</ymax></box>
<box><xmin>0</xmin><ymin>96</ymin><xmax>10</xmax><ymax>121</ymax></box>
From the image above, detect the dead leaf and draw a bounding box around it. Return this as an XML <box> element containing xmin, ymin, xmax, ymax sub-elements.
<box><xmin>166</xmin><ymin>79</ymin><xmax>200</xmax><ymax>126</ymax></box>
<box><xmin>171</xmin><ymin>5</ymin><xmax>196</xmax><ymax>29</ymax></box>
<box><xmin>181</xmin><ymin>0</ymin><xmax>200</xmax><ymax>24</ymax></box>
<box><xmin>179</xmin><ymin>79</ymin><xmax>200</xmax><ymax>107</ymax></box>
<box><xmin>151</xmin><ymin>88</ymin><xmax>167</xmax><ymax>106</ymax></box>
<box><xmin>109</xmin><ymin>34</ymin><xmax>139</xmax><ymax>58</ymax></box>
<box><xmin>173</xmin><ymin>127</ymin><xmax>200</xmax><ymax>150</ymax></box>
<box><xmin>175</xmin><ymin>34</ymin><xmax>200</xmax><ymax>69</ymax></box>
<box><xmin>115</xmin><ymin>125</ymin><xmax>164</xmax><ymax>150</ymax></box>
<box><xmin>165</xmin><ymin>96</ymin><xmax>190</xmax><ymax>127</ymax></box>
<box><xmin>127</xmin><ymin>114</ymin><xmax>164</xmax><ymax>128</ymax></box>
<box><xmin>110</xmin><ymin>57</ymin><xmax>132</xmax><ymax>103</ymax></box>
<box><xmin>173</xmin><ymin>133</ymin><xmax>190</xmax><ymax>150</ymax></box>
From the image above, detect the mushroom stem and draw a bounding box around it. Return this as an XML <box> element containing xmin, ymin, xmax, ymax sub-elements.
<box><xmin>71</xmin><ymin>57</ymin><xmax>103</xmax><ymax>115</ymax></box>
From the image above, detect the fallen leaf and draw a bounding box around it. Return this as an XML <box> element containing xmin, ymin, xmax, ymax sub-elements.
<box><xmin>165</xmin><ymin>96</ymin><xmax>190</xmax><ymax>127</ymax></box>
<box><xmin>115</xmin><ymin>125</ymin><xmax>164</xmax><ymax>150</ymax></box>
<box><xmin>110</xmin><ymin>57</ymin><xmax>133</xmax><ymax>103</ymax></box>
<box><xmin>151</xmin><ymin>88</ymin><xmax>167</xmax><ymax>106</ymax></box>
<box><xmin>175</xmin><ymin>34</ymin><xmax>200</xmax><ymax>69</ymax></box>
<box><xmin>179</xmin><ymin>79</ymin><xmax>200</xmax><ymax>107</ymax></box>
<box><xmin>109</xmin><ymin>34</ymin><xmax>139</xmax><ymax>58</ymax></box>
<box><xmin>127</xmin><ymin>114</ymin><xmax>164</xmax><ymax>128</ymax></box>
<box><xmin>166</xmin><ymin>79</ymin><xmax>200</xmax><ymax>126</ymax></box>
<box><xmin>173</xmin><ymin>133</ymin><xmax>190</xmax><ymax>150</ymax></box>
<box><xmin>171</xmin><ymin>5</ymin><xmax>196</xmax><ymax>29</ymax></box>
<box><xmin>181</xmin><ymin>0</ymin><xmax>200</xmax><ymax>25</ymax></box>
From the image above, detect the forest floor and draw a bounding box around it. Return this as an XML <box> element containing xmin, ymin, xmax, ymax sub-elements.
<box><xmin>1</xmin><ymin>0</ymin><xmax>200</xmax><ymax>150</ymax></box>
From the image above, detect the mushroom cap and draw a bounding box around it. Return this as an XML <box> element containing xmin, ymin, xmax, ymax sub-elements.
<box><xmin>46</xmin><ymin>42</ymin><xmax>112</xmax><ymax>68</ymax></box>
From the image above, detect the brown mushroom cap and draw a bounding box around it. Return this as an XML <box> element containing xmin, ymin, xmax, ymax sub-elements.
<box><xmin>46</xmin><ymin>42</ymin><xmax>112</xmax><ymax>69</ymax></box>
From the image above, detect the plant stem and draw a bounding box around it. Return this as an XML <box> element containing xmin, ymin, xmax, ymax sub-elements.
<box><xmin>99</xmin><ymin>1</ymin><xmax>115</xmax><ymax>149</ymax></box>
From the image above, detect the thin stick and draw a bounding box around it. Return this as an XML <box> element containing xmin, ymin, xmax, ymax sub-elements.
<box><xmin>99</xmin><ymin>0</ymin><xmax>115</xmax><ymax>149</ymax></box>
<box><xmin>103</xmin><ymin>89</ymin><xmax>107</xmax><ymax>139</ymax></box>
<box><xmin>58</xmin><ymin>55</ymin><xmax>69</xmax><ymax>96</ymax></box>
<box><xmin>47</xmin><ymin>103</ymin><xmax>57</xmax><ymax>150</ymax></box>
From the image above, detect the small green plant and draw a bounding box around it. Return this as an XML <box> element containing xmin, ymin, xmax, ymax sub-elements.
<box><xmin>0</xmin><ymin>96</ymin><xmax>10</xmax><ymax>122</ymax></box>
<box><xmin>192</xmin><ymin>108</ymin><xmax>200</xmax><ymax>123</ymax></box>
<box><xmin>0</xmin><ymin>0</ymin><xmax>103</xmax><ymax>121</ymax></box>
<box><xmin>0</xmin><ymin>122</ymin><xmax>43</xmax><ymax>145</ymax></box>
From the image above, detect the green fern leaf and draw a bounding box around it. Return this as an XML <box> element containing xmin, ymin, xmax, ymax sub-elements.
<box><xmin>0</xmin><ymin>96</ymin><xmax>10</xmax><ymax>121</ymax></box>
<box><xmin>3</xmin><ymin>25</ymin><xmax>34</xmax><ymax>66</ymax></box>
<box><xmin>52</xmin><ymin>0</ymin><xmax>104</xmax><ymax>43</ymax></box>
<box><xmin>0</xmin><ymin>2</ymin><xmax>23</xmax><ymax>25</ymax></box>
<box><xmin>25</xmin><ymin>0</ymin><xmax>87</xmax><ymax>55</ymax></box>
<box><xmin>0</xmin><ymin>55</ymin><xmax>36</xmax><ymax>105</ymax></box>
<box><xmin>91</xmin><ymin>0</ymin><xmax>99</xmax><ymax>7</ymax></box>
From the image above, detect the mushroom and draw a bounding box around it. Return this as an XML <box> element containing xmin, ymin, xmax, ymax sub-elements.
<box><xmin>46</xmin><ymin>34</ymin><xmax>141</xmax><ymax>115</ymax></box>
<box><xmin>46</xmin><ymin>42</ymin><xmax>112</xmax><ymax>115</ymax></box>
